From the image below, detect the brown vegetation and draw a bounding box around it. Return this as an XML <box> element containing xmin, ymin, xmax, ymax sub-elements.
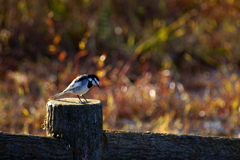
<box><xmin>0</xmin><ymin>0</ymin><xmax>240</xmax><ymax>137</ymax></box>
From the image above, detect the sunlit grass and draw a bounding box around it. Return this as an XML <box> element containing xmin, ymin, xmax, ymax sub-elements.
<box><xmin>1</xmin><ymin>0</ymin><xmax>240</xmax><ymax>138</ymax></box>
<box><xmin>0</xmin><ymin>58</ymin><xmax>240</xmax><ymax>137</ymax></box>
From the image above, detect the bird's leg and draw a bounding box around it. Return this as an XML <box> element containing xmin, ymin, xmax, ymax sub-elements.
<box><xmin>77</xmin><ymin>95</ymin><xmax>85</xmax><ymax>103</ymax></box>
<box><xmin>82</xmin><ymin>95</ymin><xmax>88</xmax><ymax>103</ymax></box>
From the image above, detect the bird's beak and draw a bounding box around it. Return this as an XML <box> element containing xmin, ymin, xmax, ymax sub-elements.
<box><xmin>94</xmin><ymin>79</ymin><xmax>100</xmax><ymax>88</ymax></box>
<box><xmin>97</xmin><ymin>84</ymin><xmax>100</xmax><ymax>88</ymax></box>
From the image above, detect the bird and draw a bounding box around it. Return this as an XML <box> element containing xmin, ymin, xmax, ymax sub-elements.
<box><xmin>49</xmin><ymin>74</ymin><xmax>100</xmax><ymax>103</ymax></box>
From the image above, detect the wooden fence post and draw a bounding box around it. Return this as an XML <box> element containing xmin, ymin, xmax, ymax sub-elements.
<box><xmin>45</xmin><ymin>98</ymin><xmax>102</xmax><ymax>160</ymax></box>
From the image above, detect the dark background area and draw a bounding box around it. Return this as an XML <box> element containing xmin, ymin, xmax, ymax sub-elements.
<box><xmin>1</xmin><ymin>0</ymin><xmax>240</xmax><ymax>137</ymax></box>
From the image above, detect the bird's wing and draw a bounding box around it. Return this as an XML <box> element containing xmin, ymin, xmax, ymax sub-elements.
<box><xmin>63</xmin><ymin>74</ymin><xmax>88</xmax><ymax>92</ymax></box>
<box><xmin>48</xmin><ymin>74</ymin><xmax>89</xmax><ymax>100</ymax></box>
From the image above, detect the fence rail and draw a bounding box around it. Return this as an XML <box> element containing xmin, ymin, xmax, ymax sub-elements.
<box><xmin>1</xmin><ymin>98</ymin><xmax>240</xmax><ymax>160</ymax></box>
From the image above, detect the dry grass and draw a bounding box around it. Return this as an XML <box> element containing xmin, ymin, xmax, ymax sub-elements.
<box><xmin>1</xmin><ymin>0</ymin><xmax>240</xmax><ymax>137</ymax></box>
<box><xmin>0</xmin><ymin>59</ymin><xmax>240</xmax><ymax>137</ymax></box>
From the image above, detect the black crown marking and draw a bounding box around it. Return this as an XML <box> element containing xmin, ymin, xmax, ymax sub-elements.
<box><xmin>88</xmin><ymin>75</ymin><xmax>99</xmax><ymax>81</ymax></box>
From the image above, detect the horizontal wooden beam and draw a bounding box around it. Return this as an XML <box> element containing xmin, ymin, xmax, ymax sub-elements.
<box><xmin>1</xmin><ymin>131</ymin><xmax>240</xmax><ymax>160</ymax></box>
<box><xmin>103</xmin><ymin>130</ymin><xmax>240</xmax><ymax>160</ymax></box>
<box><xmin>0</xmin><ymin>132</ymin><xmax>72</xmax><ymax>160</ymax></box>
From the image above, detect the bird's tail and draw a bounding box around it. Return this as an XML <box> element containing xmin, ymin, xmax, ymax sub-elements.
<box><xmin>48</xmin><ymin>92</ymin><xmax>65</xmax><ymax>100</ymax></box>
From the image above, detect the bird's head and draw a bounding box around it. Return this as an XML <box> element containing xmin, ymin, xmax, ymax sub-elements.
<box><xmin>88</xmin><ymin>74</ymin><xmax>100</xmax><ymax>88</ymax></box>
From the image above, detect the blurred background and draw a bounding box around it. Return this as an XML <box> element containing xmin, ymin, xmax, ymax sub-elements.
<box><xmin>1</xmin><ymin>0</ymin><xmax>240</xmax><ymax>137</ymax></box>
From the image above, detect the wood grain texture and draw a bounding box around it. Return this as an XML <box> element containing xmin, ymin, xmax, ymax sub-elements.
<box><xmin>103</xmin><ymin>130</ymin><xmax>240</xmax><ymax>160</ymax></box>
<box><xmin>1</xmin><ymin>130</ymin><xmax>240</xmax><ymax>159</ymax></box>
<box><xmin>0</xmin><ymin>132</ymin><xmax>73</xmax><ymax>160</ymax></box>
<box><xmin>46</xmin><ymin>98</ymin><xmax>102</xmax><ymax>160</ymax></box>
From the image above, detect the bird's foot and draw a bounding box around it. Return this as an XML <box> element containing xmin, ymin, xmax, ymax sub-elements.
<box><xmin>78</xmin><ymin>99</ymin><xmax>88</xmax><ymax>104</ymax></box>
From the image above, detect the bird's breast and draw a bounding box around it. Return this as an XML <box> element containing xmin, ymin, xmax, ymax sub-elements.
<box><xmin>73</xmin><ymin>83</ymin><xmax>89</xmax><ymax>95</ymax></box>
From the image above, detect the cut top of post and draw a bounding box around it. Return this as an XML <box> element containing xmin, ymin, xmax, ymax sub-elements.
<box><xmin>47</xmin><ymin>98</ymin><xmax>101</xmax><ymax>105</ymax></box>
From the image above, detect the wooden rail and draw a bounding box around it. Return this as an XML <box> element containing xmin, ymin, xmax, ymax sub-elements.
<box><xmin>1</xmin><ymin>98</ymin><xmax>240</xmax><ymax>160</ymax></box>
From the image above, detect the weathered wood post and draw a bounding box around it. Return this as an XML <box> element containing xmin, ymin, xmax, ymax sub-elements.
<box><xmin>45</xmin><ymin>98</ymin><xmax>102</xmax><ymax>160</ymax></box>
